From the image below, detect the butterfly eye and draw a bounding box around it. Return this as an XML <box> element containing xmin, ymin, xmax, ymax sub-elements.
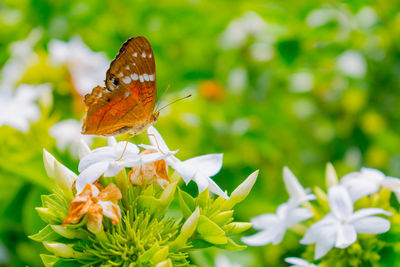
<box><xmin>112</xmin><ymin>78</ymin><xmax>120</xmax><ymax>86</ymax></box>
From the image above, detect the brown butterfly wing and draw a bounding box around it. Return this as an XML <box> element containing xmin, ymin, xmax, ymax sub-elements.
<box><xmin>82</xmin><ymin>36</ymin><xmax>157</xmax><ymax>136</ymax></box>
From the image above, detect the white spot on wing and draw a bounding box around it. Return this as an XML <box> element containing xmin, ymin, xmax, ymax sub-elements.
<box><xmin>124</xmin><ymin>91</ymin><xmax>130</xmax><ymax>98</ymax></box>
<box><xmin>131</xmin><ymin>73</ymin><xmax>138</xmax><ymax>80</ymax></box>
<box><xmin>133</xmin><ymin>52</ymin><xmax>137</xmax><ymax>57</ymax></box>
<box><xmin>149</xmin><ymin>54</ymin><xmax>152</xmax><ymax>58</ymax></box>
<box><xmin>123</xmin><ymin>76</ymin><xmax>131</xmax><ymax>84</ymax></box>
<box><xmin>126</xmin><ymin>66</ymin><xmax>130</xmax><ymax>70</ymax></box>
<box><xmin>118</xmin><ymin>72</ymin><xmax>124</xmax><ymax>77</ymax></box>
<box><xmin>149</xmin><ymin>74</ymin><xmax>155</xmax><ymax>81</ymax></box>
<box><xmin>143</xmin><ymin>73</ymin><xmax>149</xmax><ymax>81</ymax></box>
<box><xmin>142</xmin><ymin>52</ymin><xmax>146</xmax><ymax>58</ymax></box>
<box><xmin>133</xmin><ymin>63</ymin><xmax>136</xmax><ymax>66</ymax></box>
<box><xmin>139</xmin><ymin>75</ymin><xmax>144</xmax><ymax>82</ymax></box>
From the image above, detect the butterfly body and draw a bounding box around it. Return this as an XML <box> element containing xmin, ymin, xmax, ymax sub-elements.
<box><xmin>82</xmin><ymin>36</ymin><xmax>158</xmax><ymax>136</ymax></box>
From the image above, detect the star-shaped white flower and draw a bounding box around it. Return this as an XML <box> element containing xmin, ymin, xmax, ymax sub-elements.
<box><xmin>0</xmin><ymin>84</ymin><xmax>49</xmax><ymax>132</ymax></box>
<box><xmin>340</xmin><ymin>167</ymin><xmax>400</xmax><ymax>202</ymax></box>
<box><xmin>76</xmin><ymin>137</ymin><xmax>171</xmax><ymax>194</ymax></box>
<box><xmin>241</xmin><ymin>199</ymin><xmax>313</xmax><ymax>246</ymax></box>
<box><xmin>49</xmin><ymin>36</ymin><xmax>109</xmax><ymax>95</ymax></box>
<box><xmin>242</xmin><ymin>167</ymin><xmax>315</xmax><ymax>246</ymax></box>
<box><xmin>140</xmin><ymin>126</ymin><xmax>228</xmax><ymax>199</ymax></box>
<box><xmin>285</xmin><ymin>257</ymin><xmax>317</xmax><ymax>267</ymax></box>
<box><xmin>301</xmin><ymin>185</ymin><xmax>391</xmax><ymax>260</ymax></box>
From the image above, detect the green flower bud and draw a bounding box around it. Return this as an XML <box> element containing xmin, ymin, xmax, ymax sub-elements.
<box><xmin>43</xmin><ymin>242</ymin><xmax>75</xmax><ymax>258</ymax></box>
<box><xmin>222</xmin><ymin>170</ymin><xmax>258</xmax><ymax>210</ymax></box>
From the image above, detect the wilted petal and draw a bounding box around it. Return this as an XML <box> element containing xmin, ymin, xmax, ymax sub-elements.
<box><xmin>335</xmin><ymin>224</ymin><xmax>356</xmax><ymax>248</ymax></box>
<box><xmin>97</xmin><ymin>183</ymin><xmax>122</xmax><ymax>201</ymax></box>
<box><xmin>62</xmin><ymin>184</ymin><xmax>93</xmax><ymax>226</ymax></box>
<box><xmin>99</xmin><ymin>200</ymin><xmax>121</xmax><ymax>225</ymax></box>
<box><xmin>76</xmin><ymin>161</ymin><xmax>109</xmax><ymax>193</ymax></box>
<box><xmin>328</xmin><ymin>185</ymin><xmax>353</xmax><ymax>220</ymax></box>
<box><xmin>87</xmin><ymin>203</ymin><xmax>103</xmax><ymax>233</ymax></box>
<box><xmin>352</xmin><ymin>217</ymin><xmax>391</xmax><ymax>234</ymax></box>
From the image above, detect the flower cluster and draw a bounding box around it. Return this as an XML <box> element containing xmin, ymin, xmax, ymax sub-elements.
<box><xmin>243</xmin><ymin>163</ymin><xmax>398</xmax><ymax>265</ymax></box>
<box><xmin>31</xmin><ymin>126</ymin><xmax>258</xmax><ymax>266</ymax></box>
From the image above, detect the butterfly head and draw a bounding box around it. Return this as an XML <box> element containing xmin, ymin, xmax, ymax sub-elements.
<box><xmin>151</xmin><ymin>111</ymin><xmax>160</xmax><ymax>124</ymax></box>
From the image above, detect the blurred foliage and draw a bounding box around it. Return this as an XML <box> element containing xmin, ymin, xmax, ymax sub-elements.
<box><xmin>1</xmin><ymin>0</ymin><xmax>400</xmax><ymax>266</ymax></box>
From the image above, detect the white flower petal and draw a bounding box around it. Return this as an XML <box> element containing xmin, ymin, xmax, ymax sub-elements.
<box><xmin>313</xmin><ymin>225</ymin><xmax>337</xmax><ymax>259</ymax></box>
<box><xmin>207</xmin><ymin>176</ymin><xmax>229</xmax><ymax>199</ymax></box>
<box><xmin>103</xmin><ymin>161</ymin><xmax>122</xmax><ymax>177</ymax></box>
<box><xmin>193</xmin><ymin>172</ymin><xmax>209</xmax><ymax>193</ymax></box>
<box><xmin>107</xmin><ymin>137</ymin><xmax>117</xmax><ymax>147</ymax></box>
<box><xmin>352</xmin><ymin>217</ymin><xmax>390</xmax><ymax>234</ymax></box>
<box><xmin>241</xmin><ymin>228</ymin><xmax>280</xmax><ymax>246</ymax></box>
<box><xmin>340</xmin><ymin>178</ymin><xmax>379</xmax><ymax>202</ymax></box>
<box><xmin>285</xmin><ymin>207</ymin><xmax>313</xmax><ymax>227</ymax></box>
<box><xmin>78</xmin><ymin>138</ymin><xmax>91</xmax><ymax>159</ymax></box>
<box><xmin>335</xmin><ymin>224</ymin><xmax>357</xmax><ymax>248</ymax></box>
<box><xmin>76</xmin><ymin>161</ymin><xmax>109</xmax><ymax>193</ymax></box>
<box><xmin>182</xmin><ymin>154</ymin><xmax>223</xmax><ymax>177</ymax></box>
<box><xmin>271</xmin><ymin>226</ymin><xmax>287</xmax><ymax>245</ymax></box>
<box><xmin>283</xmin><ymin>167</ymin><xmax>307</xmax><ymax>201</ymax></box>
<box><xmin>301</xmin><ymin>216</ymin><xmax>337</xmax><ymax>244</ymax></box>
<box><xmin>147</xmin><ymin>126</ymin><xmax>170</xmax><ymax>153</ymax></box>
<box><xmin>78</xmin><ymin>147</ymin><xmax>115</xmax><ymax>172</ymax></box>
<box><xmin>350</xmin><ymin>208</ymin><xmax>392</xmax><ymax>222</ymax></box>
<box><xmin>328</xmin><ymin>185</ymin><xmax>353</xmax><ymax>220</ymax></box>
<box><xmin>250</xmin><ymin>214</ymin><xmax>279</xmax><ymax>230</ymax></box>
<box><xmin>285</xmin><ymin>257</ymin><xmax>316</xmax><ymax>267</ymax></box>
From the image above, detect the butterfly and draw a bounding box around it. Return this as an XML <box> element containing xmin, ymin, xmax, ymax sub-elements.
<box><xmin>81</xmin><ymin>36</ymin><xmax>159</xmax><ymax>136</ymax></box>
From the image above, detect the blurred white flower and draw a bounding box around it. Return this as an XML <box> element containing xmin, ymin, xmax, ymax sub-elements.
<box><xmin>356</xmin><ymin>7</ymin><xmax>378</xmax><ymax>29</ymax></box>
<box><xmin>76</xmin><ymin>137</ymin><xmax>172</xmax><ymax>194</ymax></box>
<box><xmin>50</xmin><ymin>119</ymin><xmax>93</xmax><ymax>158</ymax></box>
<box><xmin>340</xmin><ymin>167</ymin><xmax>400</xmax><ymax>202</ymax></box>
<box><xmin>215</xmin><ymin>255</ymin><xmax>243</xmax><ymax>267</ymax></box>
<box><xmin>301</xmin><ymin>185</ymin><xmax>391</xmax><ymax>260</ymax></box>
<box><xmin>242</xmin><ymin>167</ymin><xmax>315</xmax><ymax>246</ymax></box>
<box><xmin>289</xmin><ymin>72</ymin><xmax>314</xmax><ymax>93</ymax></box>
<box><xmin>219</xmin><ymin>11</ymin><xmax>267</xmax><ymax>49</ymax></box>
<box><xmin>0</xmin><ymin>84</ymin><xmax>49</xmax><ymax>132</ymax></box>
<box><xmin>141</xmin><ymin>126</ymin><xmax>229</xmax><ymax>199</ymax></box>
<box><xmin>0</xmin><ymin>28</ymin><xmax>41</xmax><ymax>91</ymax></box>
<box><xmin>337</xmin><ymin>50</ymin><xmax>367</xmax><ymax>78</ymax></box>
<box><xmin>306</xmin><ymin>9</ymin><xmax>339</xmax><ymax>28</ymax></box>
<box><xmin>285</xmin><ymin>257</ymin><xmax>317</xmax><ymax>267</ymax></box>
<box><xmin>242</xmin><ymin>198</ymin><xmax>313</xmax><ymax>246</ymax></box>
<box><xmin>227</xmin><ymin>68</ymin><xmax>248</xmax><ymax>94</ymax></box>
<box><xmin>48</xmin><ymin>36</ymin><xmax>109</xmax><ymax>95</ymax></box>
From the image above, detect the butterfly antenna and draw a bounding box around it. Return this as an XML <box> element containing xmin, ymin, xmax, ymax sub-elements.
<box><xmin>156</xmin><ymin>94</ymin><xmax>192</xmax><ymax>113</ymax></box>
<box><xmin>155</xmin><ymin>84</ymin><xmax>170</xmax><ymax>112</ymax></box>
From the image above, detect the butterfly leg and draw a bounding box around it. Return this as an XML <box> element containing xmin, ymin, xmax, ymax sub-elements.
<box><xmin>144</xmin><ymin>133</ymin><xmax>166</xmax><ymax>155</ymax></box>
<box><xmin>117</xmin><ymin>134</ymin><xmax>133</xmax><ymax>161</ymax></box>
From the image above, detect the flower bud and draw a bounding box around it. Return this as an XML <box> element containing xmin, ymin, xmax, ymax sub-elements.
<box><xmin>224</xmin><ymin>222</ymin><xmax>253</xmax><ymax>235</ymax></box>
<box><xmin>155</xmin><ymin>259</ymin><xmax>172</xmax><ymax>267</ymax></box>
<box><xmin>222</xmin><ymin>170</ymin><xmax>258</xmax><ymax>210</ymax></box>
<box><xmin>43</xmin><ymin>242</ymin><xmax>75</xmax><ymax>257</ymax></box>
<box><xmin>325</xmin><ymin>162</ymin><xmax>338</xmax><ymax>188</ymax></box>
<box><xmin>50</xmin><ymin>225</ymin><xmax>87</xmax><ymax>239</ymax></box>
<box><xmin>170</xmin><ymin>207</ymin><xmax>200</xmax><ymax>250</ymax></box>
<box><xmin>78</xmin><ymin>138</ymin><xmax>91</xmax><ymax>159</ymax></box>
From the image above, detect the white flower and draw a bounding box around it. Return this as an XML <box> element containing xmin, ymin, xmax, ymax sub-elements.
<box><xmin>48</xmin><ymin>36</ymin><xmax>109</xmax><ymax>95</ymax></box>
<box><xmin>242</xmin><ymin>199</ymin><xmax>314</xmax><ymax>246</ymax></box>
<box><xmin>242</xmin><ymin>167</ymin><xmax>315</xmax><ymax>246</ymax></box>
<box><xmin>49</xmin><ymin>119</ymin><xmax>93</xmax><ymax>158</ymax></box>
<box><xmin>0</xmin><ymin>84</ymin><xmax>49</xmax><ymax>132</ymax></box>
<box><xmin>218</xmin><ymin>11</ymin><xmax>267</xmax><ymax>49</ymax></box>
<box><xmin>283</xmin><ymin>167</ymin><xmax>316</xmax><ymax>203</ymax></box>
<box><xmin>285</xmin><ymin>257</ymin><xmax>317</xmax><ymax>267</ymax></box>
<box><xmin>140</xmin><ymin>126</ymin><xmax>228</xmax><ymax>199</ymax></box>
<box><xmin>340</xmin><ymin>167</ymin><xmax>400</xmax><ymax>202</ymax></box>
<box><xmin>76</xmin><ymin>137</ymin><xmax>172</xmax><ymax>194</ymax></box>
<box><xmin>301</xmin><ymin>185</ymin><xmax>391</xmax><ymax>260</ymax></box>
<box><xmin>337</xmin><ymin>50</ymin><xmax>367</xmax><ymax>78</ymax></box>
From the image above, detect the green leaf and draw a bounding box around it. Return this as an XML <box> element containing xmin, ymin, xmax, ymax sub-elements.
<box><xmin>137</xmin><ymin>195</ymin><xmax>161</xmax><ymax>216</ymax></box>
<box><xmin>29</xmin><ymin>225</ymin><xmax>61</xmax><ymax>242</ymax></box>
<box><xmin>138</xmin><ymin>244</ymin><xmax>160</xmax><ymax>264</ymax></box>
<box><xmin>40</xmin><ymin>254</ymin><xmax>59</xmax><ymax>267</ymax></box>
<box><xmin>178</xmin><ymin>189</ymin><xmax>195</xmax><ymax>218</ymax></box>
<box><xmin>50</xmin><ymin>225</ymin><xmax>88</xmax><ymax>239</ymax></box>
<box><xmin>216</xmin><ymin>238</ymin><xmax>246</xmax><ymax>251</ymax></box>
<box><xmin>190</xmin><ymin>239</ymin><xmax>213</xmax><ymax>249</ymax></box>
<box><xmin>197</xmin><ymin>215</ymin><xmax>227</xmax><ymax>245</ymax></box>
<box><xmin>211</xmin><ymin>210</ymin><xmax>234</xmax><ymax>226</ymax></box>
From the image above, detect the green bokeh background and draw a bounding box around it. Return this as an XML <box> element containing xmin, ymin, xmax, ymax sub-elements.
<box><xmin>1</xmin><ymin>0</ymin><xmax>400</xmax><ymax>266</ymax></box>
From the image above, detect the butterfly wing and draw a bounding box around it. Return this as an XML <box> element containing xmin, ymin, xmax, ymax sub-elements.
<box><xmin>82</xmin><ymin>36</ymin><xmax>157</xmax><ymax>136</ymax></box>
